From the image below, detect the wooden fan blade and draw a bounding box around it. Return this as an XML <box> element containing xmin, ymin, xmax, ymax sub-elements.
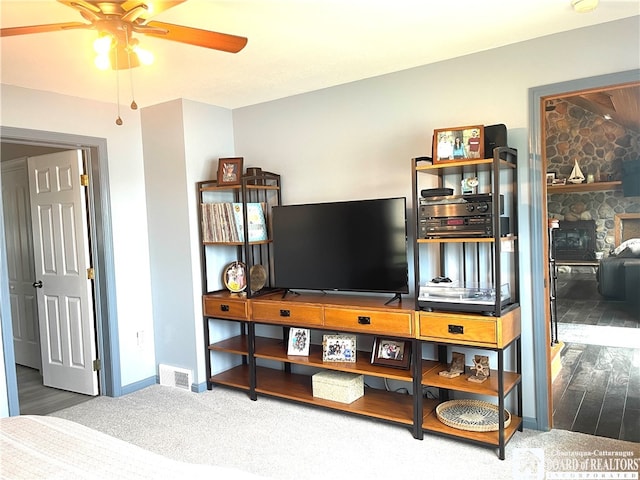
<box><xmin>0</xmin><ymin>22</ymin><xmax>89</xmax><ymax>37</ymax></box>
<box><xmin>144</xmin><ymin>21</ymin><xmax>247</xmax><ymax>53</ymax></box>
<box><xmin>121</xmin><ymin>0</ymin><xmax>187</xmax><ymax>21</ymax></box>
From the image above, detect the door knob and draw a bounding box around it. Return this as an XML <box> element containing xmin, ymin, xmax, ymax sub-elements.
<box><xmin>33</xmin><ymin>280</ymin><xmax>43</xmax><ymax>288</ymax></box>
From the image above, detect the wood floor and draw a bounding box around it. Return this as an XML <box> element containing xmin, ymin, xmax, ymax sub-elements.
<box><xmin>16</xmin><ymin>365</ymin><xmax>93</xmax><ymax>415</ymax></box>
<box><xmin>552</xmin><ymin>272</ymin><xmax>639</xmax><ymax>442</ymax></box>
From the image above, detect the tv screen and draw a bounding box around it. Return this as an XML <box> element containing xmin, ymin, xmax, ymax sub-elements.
<box><xmin>272</xmin><ymin>197</ymin><xmax>409</xmax><ymax>295</ymax></box>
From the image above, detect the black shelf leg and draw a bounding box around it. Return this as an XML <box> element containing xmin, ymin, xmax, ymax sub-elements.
<box><xmin>412</xmin><ymin>339</ymin><xmax>423</xmax><ymax>440</ymax></box>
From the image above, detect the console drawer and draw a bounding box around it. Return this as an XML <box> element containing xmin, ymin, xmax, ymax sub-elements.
<box><xmin>418</xmin><ymin>312</ymin><xmax>497</xmax><ymax>346</ymax></box>
<box><xmin>203</xmin><ymin>295</ymin><xmax>249</xmax><ymax>320</ymax></box>
<box><xmin>251</xmin><ymin>301</ymin><xmax>323</xmax><ymax>326</ymax></box>
<box><xmin>417</xmin><ymin>309</ymin><xmax>520</xmax><ymax>348</ymax></box>
<box><xmin>324</xmin><ymin>308</ymin><xmax>413</xmax><ymax>337</ymax></box>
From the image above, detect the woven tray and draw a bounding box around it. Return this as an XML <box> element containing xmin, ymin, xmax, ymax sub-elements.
<box><xmin>436</xmin><ymin>399</ymin><xmax>511</xmax><ymax>432</ymax></box>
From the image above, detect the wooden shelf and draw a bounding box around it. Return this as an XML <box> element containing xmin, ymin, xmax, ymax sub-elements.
<box><xmin>547</xmin><ymin>180</ymin><xmax>621</xmax><ymax>193</ymax></box>
<box><xmin>254</xmin><ymin>366</ymin><xmax>415</xmax><ymax>425</ymax></box>
<box><xmin>422</xmin><ymin>408</ymin><xmax>522</xmax><ymax>446</ymax></box>
<box><xmin>210</xmin><ymin>335</ymin><xmax>249</xmax><ymax>355</ymax></box>
<box><xmin>422</xmin><ymin>363</ymin><xmax>521</xmax><ymax>397</ymax></box>
<box><xmin>203</xmin><ymin>239</ymin><xmax>272</xmax><ymax>246</ymax></box>
<box><xmin>254</xmin><ymin>336</ymin><xmax>414</xmax><ymax>382</ymax></box>
<box><xmin>416</xmin><ymin>158</ymin><xmax>516</xmax><ymax>174</ymax></box>
<box><xmin>210</xmin><ymin>364</ymin><xmax>251</xmax><ymax>390</ymax></box>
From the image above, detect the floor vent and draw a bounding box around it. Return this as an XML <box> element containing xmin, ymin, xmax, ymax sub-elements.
<box><xmin>158</xmin><ymin>364</ymin><xmax>192</xmax><ymax>391</ymax></box>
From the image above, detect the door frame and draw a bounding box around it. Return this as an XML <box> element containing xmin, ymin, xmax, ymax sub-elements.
<box><xmin>0</xmin><ymin>126</ymin><xmax>121</xmax><ymax>414</ymax></box>
<box><xmin>528</xmin><ymin>69</ymin><xmax>640</xmax><ymax>431</ymax></box>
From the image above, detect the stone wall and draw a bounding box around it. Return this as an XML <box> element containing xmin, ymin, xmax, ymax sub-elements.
<box><xmin>546</xmin><ymin>99</ymin><xmax>640</xmax><ymax>254</ymax></box>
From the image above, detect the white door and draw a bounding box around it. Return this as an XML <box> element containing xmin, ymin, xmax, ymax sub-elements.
<box><xmin>28</xmin><ymin>150</ymin><xmax>98</xmax><ymax>395</ymax></box>
<box><xmin>1</xmin><ymin>158</ymin><xmax>41</xmax><ymax>370</ymax></box>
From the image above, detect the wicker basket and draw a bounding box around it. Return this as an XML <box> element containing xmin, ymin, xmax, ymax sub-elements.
<box><xmin>436</xmin><ymin>399</ymin><xmax>511</xmax><ymax>432</ymax></box>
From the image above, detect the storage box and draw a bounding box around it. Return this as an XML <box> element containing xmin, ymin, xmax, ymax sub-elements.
<box><xmin>312</xmin><ymin>371</ymin><xmax>364</xmax><ymax>404</ymax></box>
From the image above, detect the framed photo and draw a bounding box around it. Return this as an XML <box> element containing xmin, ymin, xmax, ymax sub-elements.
<box><xmin>222</xmin><ymin>261</ymin><xmax>246</xmax><ymax>293</ymax></box>
<box><xmin>433</xmin><ymin>125</ymin><xmax>484</xmax><ymax>164</ymax></box>
<box><xmin>371</xmin><ymin>337</ymin><xmax>411</xmax><ymax>370</ymax></box>
<box><xmin>217</xmin><ymin>157</ymin><xmax>243</xmax><ymax>186</ymax></box>
<box><xmin>546</xmin><ymin>172</ymin><xmax>556</xmax><ymax>184</ymax></box>
<box><xmin>322</xmin><ymin>335</ymin><xmax>356</xmax><ymax>362</ymax></box>
<box><xmin>287</xmin><ymin>328</ymin><xmax>310</xmax><ymax>356</ymax></box>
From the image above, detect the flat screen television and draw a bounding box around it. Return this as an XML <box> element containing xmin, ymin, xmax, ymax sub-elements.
<box><xmin>272</xmin><ymin>197</ymin><xmax>409</xmax><ymax>298</ymax></box>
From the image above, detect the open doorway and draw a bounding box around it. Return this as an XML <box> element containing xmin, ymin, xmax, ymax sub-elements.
<box><xmin>0</xmin><ymin>127</ymin><xmax>120</xmax><ymax>416</ymax></box>
<box><xmin>541</xmin><ymin>82</ymin><xmax>640</xmax><ymax>442</ymax></box>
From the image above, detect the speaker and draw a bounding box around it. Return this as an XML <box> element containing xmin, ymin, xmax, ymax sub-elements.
<box><xmin>484</xmin><ymin>124</ymin><xmax>507</xmax><ymax>156</ymax></box>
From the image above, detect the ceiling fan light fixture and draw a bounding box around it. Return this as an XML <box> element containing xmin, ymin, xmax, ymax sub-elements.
<box><xmin>132</xmin><ymin>44</ymin><xmax>154</xmax><ymax>66</ymax></box>
<box><xmin>94</xmin><ymin>53</ymin><xmax>111</xmax><ymax>70</ymax></box>
<box><xmin>571</xmin><ymin>0</ymin><xmax>599</xmax><ymax>13</ymax></box>
<box><xmin>93</xmin><ymin>34</ymin><xmax>112</xmax><ymax>54</ymax></box>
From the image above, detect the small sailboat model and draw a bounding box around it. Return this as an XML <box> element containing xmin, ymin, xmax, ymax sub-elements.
<box><xmin>568</xmin><ymin>159</ymin><xmax>585</xmax><ymax>184</ymax></box>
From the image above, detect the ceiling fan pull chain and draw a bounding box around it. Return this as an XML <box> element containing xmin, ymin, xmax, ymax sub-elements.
<box><xmin>115</xmin><ymin>47</ymin><xmax>123</xmax><ymax>126</ymax></box>
<box><xmin>125</xmin><ymin>28</ymin><xmax>138</xmax><ymax>111</ymax></box>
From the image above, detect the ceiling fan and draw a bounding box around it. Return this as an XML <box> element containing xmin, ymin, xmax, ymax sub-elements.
<box><xmin>0</xmin><ymin>0</ymin><xmax>248</xmax><ymax>70</ymax></box>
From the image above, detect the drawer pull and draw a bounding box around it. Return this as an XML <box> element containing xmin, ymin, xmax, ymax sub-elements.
<box><xmin>448</xmin><ymin>324</ymin><xmax>464</xmax><ymax>335</ymax></box>
<box><xmin>357</xmin><ymin>316</ymin><xmax>371</xmax><ymax>325</ymax></box>
<box><xmin>280</xmin><ymin>309</ymin><xmax>291</xmax><ymax>317</ymax></box>
<box><xmin>220</xmin><ymin>304</ymin><xmax>230</xmax><ymax>312</ymax></box>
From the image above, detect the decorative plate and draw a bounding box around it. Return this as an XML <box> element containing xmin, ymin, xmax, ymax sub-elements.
<box><xmin>223</xmin><ymin>261</ymin><xmax>247</xmax><ymax>293</ymax></box>
<box><xmin>249</xmin><ymin>264</ymin><xmax>267</xmax><ymax>292</ymax></box>
<box><xmin>436</xmin><ymin>399</ymin><xmax>511</xmax><ymax>432</ymax></box>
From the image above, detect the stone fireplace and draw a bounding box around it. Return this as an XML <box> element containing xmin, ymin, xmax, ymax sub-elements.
<box><xmin>546</xmin><ymin>97</ymin><xmax>640</xmax><ymax>255</ymax></box>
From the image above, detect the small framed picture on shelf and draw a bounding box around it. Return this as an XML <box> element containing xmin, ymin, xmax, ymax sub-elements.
<box><xmin>287</xmin><ymin>328</ymin><xmax>310</xmax><ymax>356</ymax></box>
<box><xmin>371</xmin><ymin>337</ymin><xmax>411</xmax><ymax>370</ymax></box>
<box><xmin>222</xmin><ymin>261</ymin><xmax>246</xmax><ymax>293</ymax></box>
<box><xmin>322</xmin><ymin>335</ymin><xmax>356</xmax><ymax>362</ymax></box>
<box><xmin>433</xmin><ymin>125</ymin><xmax>484</xmax><ymax>164</ymax></box>
<box><xmin>217</xmin><ymin>157</ymin><xmax>244</xmax><ymax>186</ymax></box>
<box><xmin>546</xmin><ymin>172</ymin><xmax>556</xmax><ymax>184</ymax></box>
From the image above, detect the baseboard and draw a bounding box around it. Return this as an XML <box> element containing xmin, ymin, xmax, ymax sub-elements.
<box><xmin>120</xmin><ymin>375</ymin><xmax>157</xmax><ymax>396</ymax></box>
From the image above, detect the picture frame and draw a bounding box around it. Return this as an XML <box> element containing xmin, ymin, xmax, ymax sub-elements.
<box><xmin>287</xmin><ymin>328</ymin><xmax>310</xmax><ymax>356</ymax></box>
<box><xmin>322</xmin><ymin>334</ymin><xmax>356</xmax><ymax>362</ymax></box>
<box><xmin>222</xmin><ymin>261</ymin><xmax>246</xmax><ymax>293</ymax></box>
<box><xmin>546</xmin><ymin>172</ymin><xmax>556</xmax><ymax>184</ymax></box>
<box><xmin>216</xmin><ymin>157</ymin><xmax>244</xmax><ymax>186</ymax></box>
<box><xmin>433</xmin><ymin>125</ymin><xmax>484</xmax><ymax>164</ymax></box>
<box><xmin>370</xmin><ymin>337</ymin><xmax>411</xmax><ymax>370</ymax></box>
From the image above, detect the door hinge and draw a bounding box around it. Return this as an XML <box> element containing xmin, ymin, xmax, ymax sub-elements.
<box><xmin>80</xmin><ymin>174</ymin><xmax>89</xmax><ymax>186</ymax></box>
<box><xmin>93</xmin><ymin>359</ymin><xmax>101</xmax><ymax>371</ymax></box>
<box><xmin>87</xmin><ymin>267</ymin><xmax>95</xmax><ymax>280</ymax></box>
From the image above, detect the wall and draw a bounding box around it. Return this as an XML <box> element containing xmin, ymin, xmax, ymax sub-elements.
<box><xmin>232</xmin><ymin>17</ymin><xmax>640</xmax><ymax>425</ymax></box>
<box><xmin>1</xmin><ymin>16</ymin><xmax>638</xmax><ymax>424</ymax></box>
<box><xmin>141</xmin><ymin>99</ymin><xmax>235</xmax><ymax>389</ymax></box>
<box><xmin>0</xmin><ymin>86</ymin><xmax>157</xmax><ymax>406</ymax></box>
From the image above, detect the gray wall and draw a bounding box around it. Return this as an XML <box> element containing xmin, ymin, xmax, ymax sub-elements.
<box><xmin>231</xmin><ymin>17</ymin><xmax>640</xmax><ymax>424</ymax></box>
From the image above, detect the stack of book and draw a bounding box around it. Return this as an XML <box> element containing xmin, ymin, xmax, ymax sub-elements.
<box><xmin>201</xmin><ymin>202</ymin><xmax>267</xmax><ymax>243</ymax></box>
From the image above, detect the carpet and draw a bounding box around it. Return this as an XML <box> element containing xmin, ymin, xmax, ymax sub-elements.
<box><xmin>0</xmin><ymin>415</ymin><xmax>265</xmax><ymax>479</ymax></box>
<box><xmin>49</xmin><ymin>384</ymin><xmax>640</xmax><ymax>480</ymax></box>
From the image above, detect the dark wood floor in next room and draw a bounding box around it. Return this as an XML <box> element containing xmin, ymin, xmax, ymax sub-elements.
<box><xmin>552</xmin><ymin>272</ymin><xmax>639</xmax><ymax>443</ymax></box>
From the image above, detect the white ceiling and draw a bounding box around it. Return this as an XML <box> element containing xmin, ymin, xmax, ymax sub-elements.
<box><xmin>1</xmin><ymin>0</ymin><xmax>639</xmax><ymax>110</ymax></box>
